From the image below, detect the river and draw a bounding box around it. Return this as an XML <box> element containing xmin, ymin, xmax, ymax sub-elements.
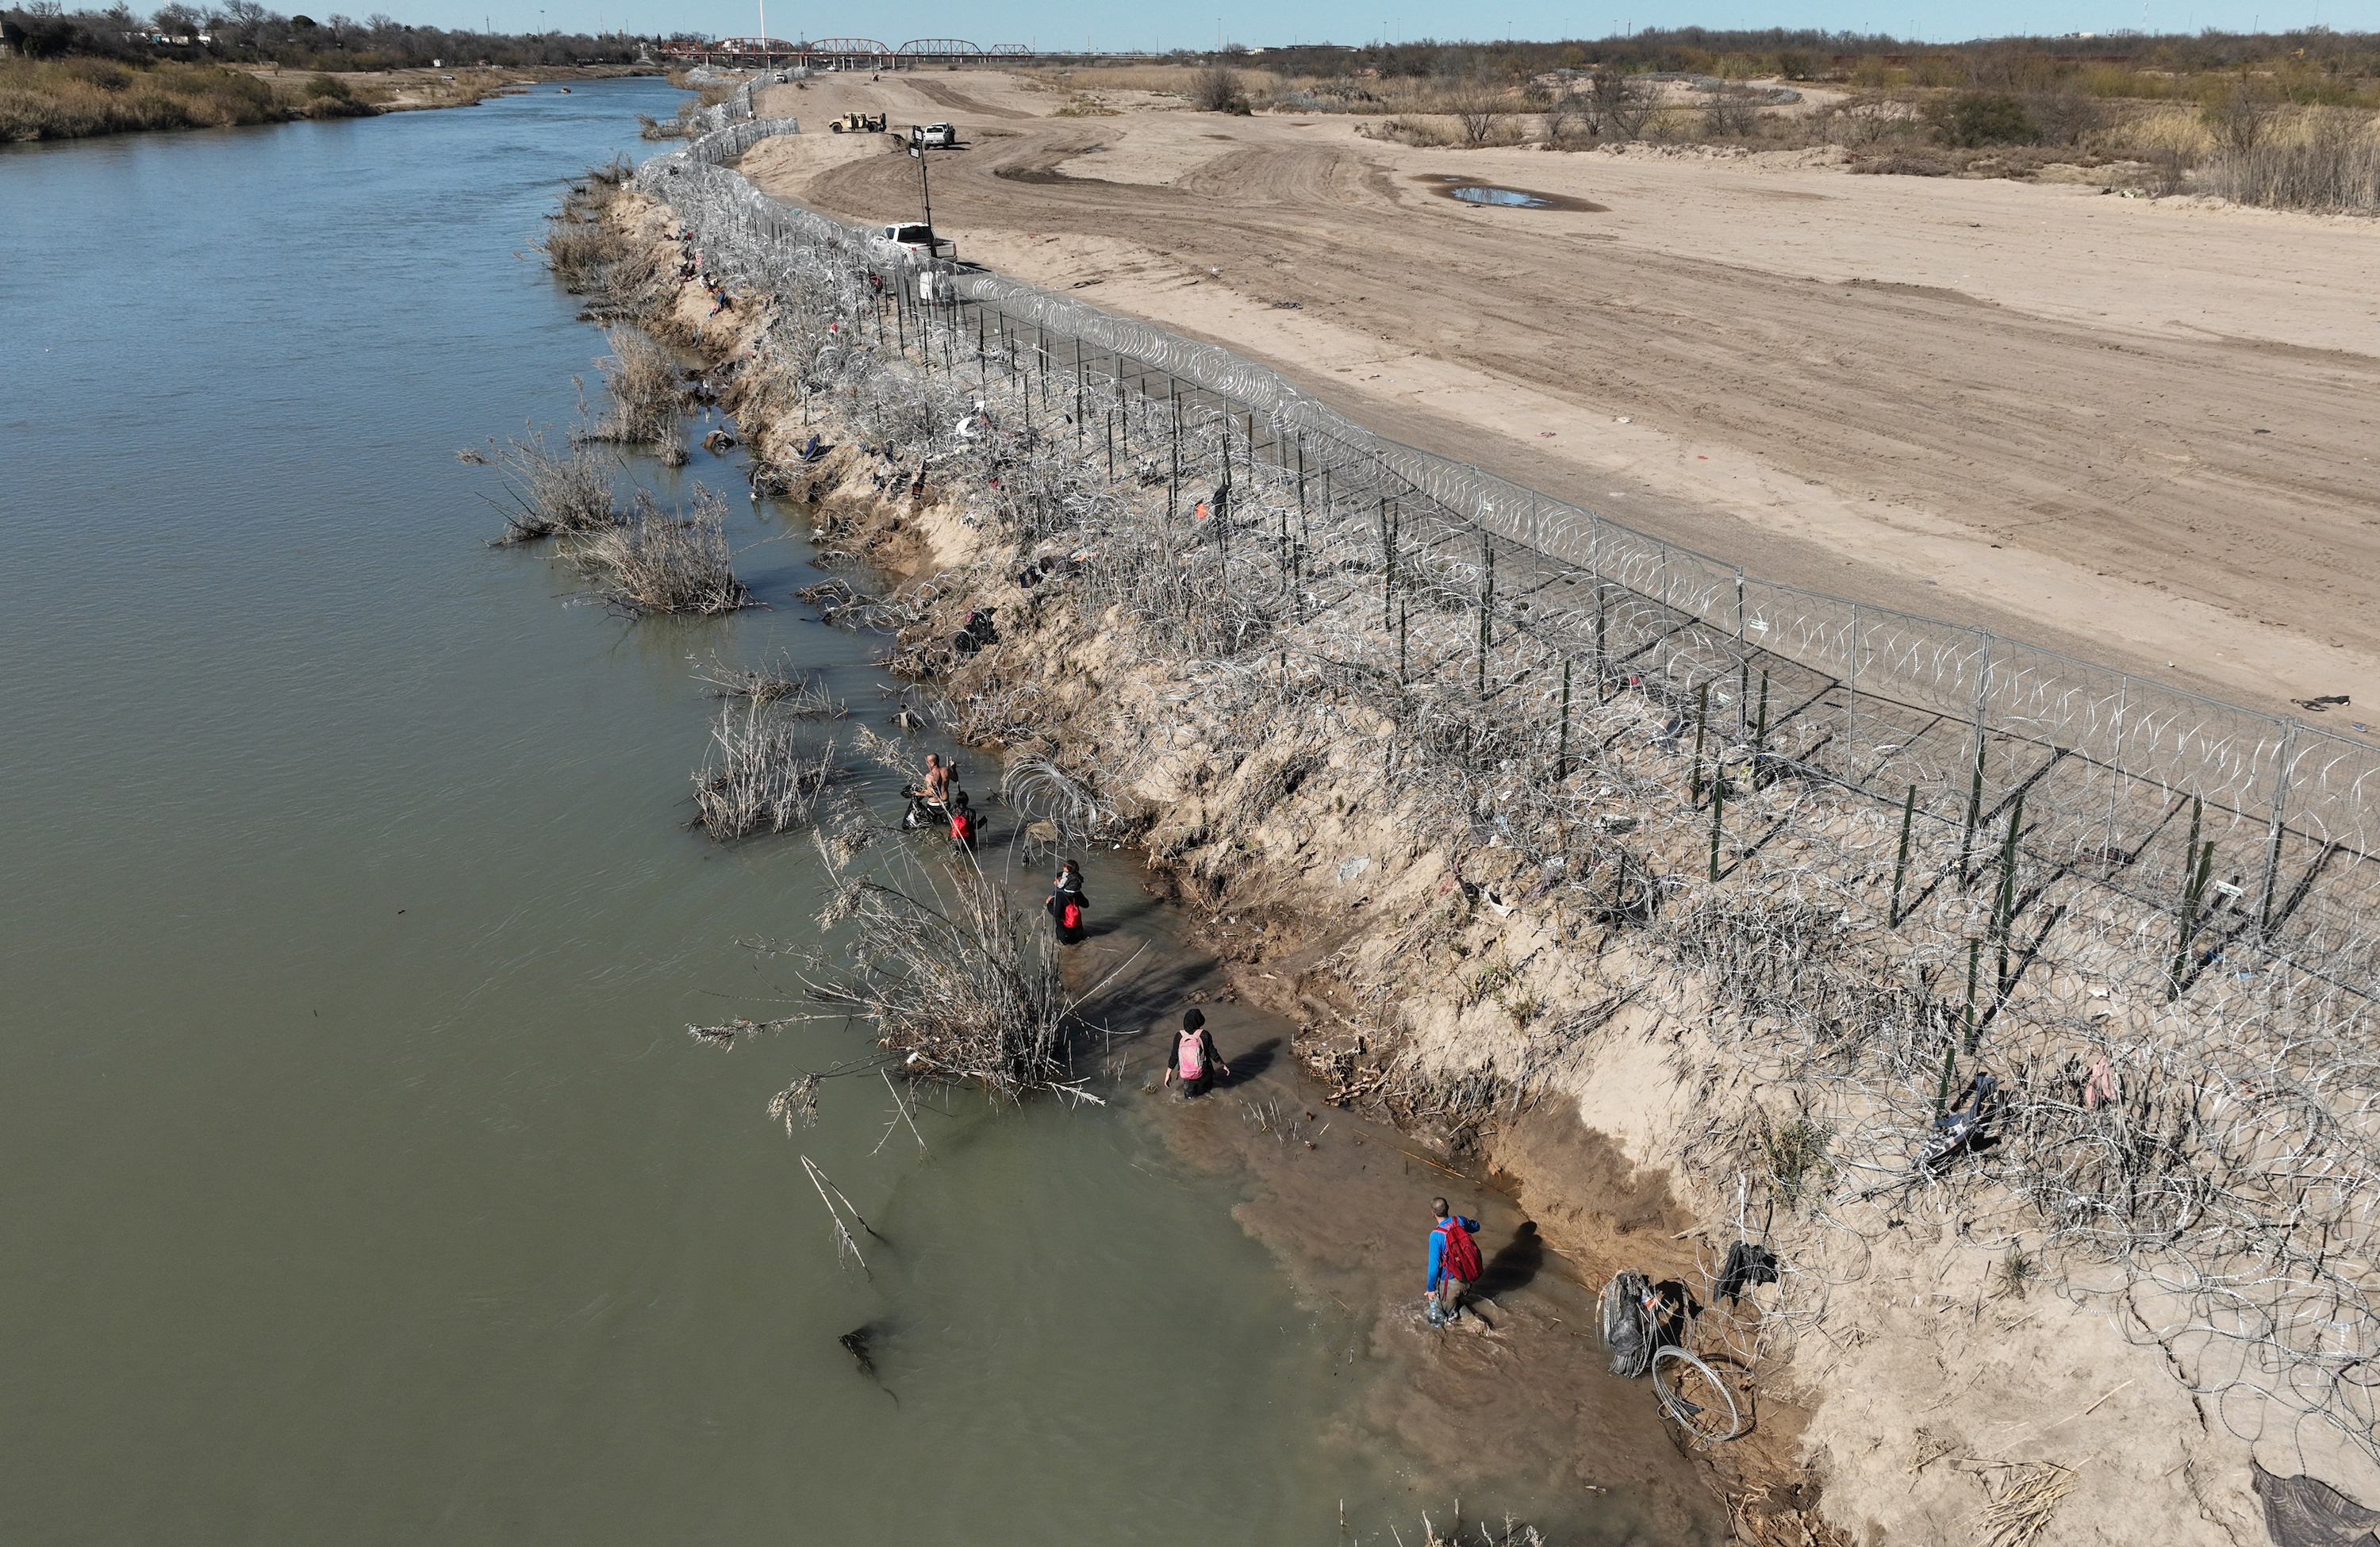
<box><xmin>0</xmin><ymin>79</ymin><xmax>1707</xmax><ymax>1545</ymax></box>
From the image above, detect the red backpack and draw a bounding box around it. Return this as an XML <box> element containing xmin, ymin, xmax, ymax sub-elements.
<box><xmin>950</xmin><ymin>810</ymin><xmax>974</xmax><ymax>843</ymax></box>
<box><xmin>1061</xmin><ymin>898</ymin><xmax>1082</xmax><ymax>931</ymax></box>
<box><xmin>1436</xmin><ymin>1218</ymin><xmax>1482</xmax><ymax>1282</ymax></box>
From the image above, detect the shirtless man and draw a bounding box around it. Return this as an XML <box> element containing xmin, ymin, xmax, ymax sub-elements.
<box><xmin>902</xmin><ymin>754</ymin><xmax>956</xmax><ymax>830</ymax></box>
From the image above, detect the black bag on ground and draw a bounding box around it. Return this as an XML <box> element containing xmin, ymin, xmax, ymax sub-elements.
<box><xmin>1602</xmin><ymin>1271</ymin><xmax>1656</xmax><ymax>1377</ymax></box>
<box><xmin>1715</xmin><ymin>1242</ymin><xmax>1779</xmax><ymax>1307</ymax></box>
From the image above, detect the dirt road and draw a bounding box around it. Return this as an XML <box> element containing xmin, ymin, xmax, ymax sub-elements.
<box><xmin>746</xmin><ymin>71</ymin><xmax>2380</xmax><ymax>722</ymax></box>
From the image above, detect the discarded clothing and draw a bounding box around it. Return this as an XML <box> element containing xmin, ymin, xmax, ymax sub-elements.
<box><xmin>2082</xmin><ymin>1058</ymin><xmax>2120</xmax><ymax>1110</ymax></box>
<box><xmin>2253</xmin><ymin>1463</ymin><xmax>2380</xmax><ymax>1547</ymax></box>
<box><xmin>1714</xmin><ymin>1242</ymin><xmax>1779</xmax><ymax>1307</ymax></box>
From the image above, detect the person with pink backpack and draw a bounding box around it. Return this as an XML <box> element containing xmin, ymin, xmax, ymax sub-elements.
<box><xmin>1161</xmin><ymin>1008</ymin><xmax>1230</xmax><ymax>1100</ymax></box>
<box><xmin>1426</xmin><ymin>1198</ymin><xmax>1483</xmax><ymax>1327</ymax></box>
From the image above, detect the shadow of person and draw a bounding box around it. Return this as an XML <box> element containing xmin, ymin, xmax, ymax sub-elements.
<box><xmin>1471</xmin><ymin>1220</ymin><xmax>1545</xmax><ymax>1299</ymax></box>
<box><xmin>1217</xmin><ymin>1036</ymin><xmax>1280</xmax><ymax>1087</ymax></box>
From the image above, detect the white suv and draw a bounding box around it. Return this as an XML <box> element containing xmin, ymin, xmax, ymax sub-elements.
<box><xmin>878</xmin><ymin>223</ymin><xmax>957</xmax><ymax>262</ymax></box>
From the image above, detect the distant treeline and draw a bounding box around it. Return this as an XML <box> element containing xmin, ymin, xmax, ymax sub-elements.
<box><xmin>0</xmin><ymin>2</ymin><xmax>681</xmax><ymax>71</ymax></box>
<box><xmin>1201</xmin><ymin>29</ymin><xmax>2380</xmax><ymax>106</ymax></box>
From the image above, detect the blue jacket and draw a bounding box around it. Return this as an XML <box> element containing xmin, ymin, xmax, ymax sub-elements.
<box><xmin>1426</xmin><ymin>1217</ymin><xmax>1480</xmax><ymax>1291</ymax></box>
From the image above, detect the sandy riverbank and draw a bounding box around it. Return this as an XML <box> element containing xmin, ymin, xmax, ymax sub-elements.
<box><xmin>741</xmin><ymin>68</ymin><xmax>2380</xmax><ymax>735</ymax></box>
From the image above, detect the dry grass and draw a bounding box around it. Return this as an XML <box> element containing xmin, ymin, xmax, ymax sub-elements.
<box><xmin>806</xmin><ymin>854</ymin><xmax>1077</xmax><ymax>1097</ymax></box>
<box><xmin>2199</xmin><ymin>109</ymin><xmax>2380</xmax><ymax>211</ymax></box>
<box><xmin>689</xmin><ymin>833</ymin><xmax>1093</xmax><ymax>1100</ymax></box>
<box><xmin>538</xmin><ymin>160</ymin><xmax>636</xmax><ymax>292</ymax></box>
<box><xmin>1975</xmin><ymin>1462</ymin><xmax>2078</xmax><ymax>1547</ymax></box>
<box><xmin>635</xmin><ymin>98</ymin><xmax>708</xmax><ymax>140</ymax></box>
<box><xmin>539</xmin><ymin>214</ymin><xmax>619</xmax><ymax>290</ymax></box>
<box><xmin>589</xmin><ymin>328</ymin><xmax>681</xmax><ymax>445</ymax></box>
<box><xmin>1360</xmin><ymin>113</ymin><xmax>1462</xmax><ymax>148</ymax></box>
<box><xmin>571</xmin><ymin>486</ymin><xmax>751</xmax><ymax>616</ymax></box>
<box><xmin>0</xmin><ymin>56</ymin><xmax>377</xmax><ymax>140</ymax></box>
<box><xmin>482</xmin><ymin>430</ymin><xmax>620</xmax><ymax>543</ymax></box>
<box><xmin>1034</xmin><ymin>63</ymin><xmax>1281</xmax><ymax>96</ymax></box>
<box><xmin>694</xmin><ymin>651</ymin><xmax>846</xmax><ymax>715</ymax></box>
<box><xmin>692</xmin><ymin>704</ymin><xmax>837</xmax><ymax>840</ymax></box>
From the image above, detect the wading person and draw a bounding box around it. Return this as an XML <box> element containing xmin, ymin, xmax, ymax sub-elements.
<box><xmin>1426</xmin><ymin>1198</ymin><xmax>1482</xmax><ymax>1327</ymax></box>
<box><xmin>949</xmin><ymin>790</ymin><xmax>977</xmax><ymax>851</ymax></box>
<box><xmin>1045</xmin><ymin>873</ymin><xmax>1088</xmax><ymax>943</ymax></box>
<box><xmin>1162</xmin><ymin>1008</ymin><xmax>1229</xmax><ymax>1099</ymax></box>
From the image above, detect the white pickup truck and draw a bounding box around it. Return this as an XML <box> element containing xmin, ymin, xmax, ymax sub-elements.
<box><xmin>908</xmin><ymin>121</ymin><xmax>957</xmax><ymax>148</ymax></box>
<box><xmin>877</xmin><ymin>222</ymin><xmax>957</xmax><ymax>263</ymax></box>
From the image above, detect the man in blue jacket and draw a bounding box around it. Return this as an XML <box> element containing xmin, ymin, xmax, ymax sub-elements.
<box><xmin>1426</xmin><ymin>1197</ymin><xmax>1482</xmax><ymax>1327</ymax></box>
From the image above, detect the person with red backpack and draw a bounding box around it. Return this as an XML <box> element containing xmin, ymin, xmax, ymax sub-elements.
<box><xmin>1044</xmin><ymin>866</ymin><xmax>1088</xmax><ymax>943</ymax></box>
<box><xmin>1426</xmin><ymin>1198</ymin><xmax>1483</xmax><ymax>1327</ymax></box>
<box><xmin>948</xmin><ymin>790</ymin><xmax>977</xmax><ymax>850</ymax></box>
<box><xmin>1161</xmin><ymin>1008</ymin><xmax>1230</xmax><ymax>1099</ymax></box>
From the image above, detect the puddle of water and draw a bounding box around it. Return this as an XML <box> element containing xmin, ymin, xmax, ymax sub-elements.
<box><xmin>1422</xmin><ymin>175</ymin><xmax>1608</xmax><ymax>213</ymax></box>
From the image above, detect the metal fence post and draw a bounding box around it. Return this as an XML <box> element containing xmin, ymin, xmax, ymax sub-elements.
<box><xmin>1734</xmin><ymin>568</ymin><xmax>1748</xmax><ymax>736</ymax></box>
<box><xmin>1961</xmin><ymin>633</ymin><xmax>1996</xmax><ymax>880</ymax></box>
<box><xmin>2259</xmin><ymin>719</ymin><xmax>2301</xmax><ymax>935</ymax></box>
<box><xmin>1844</xmin><ymin>605</ymin><xmax>1860</xmax><ymax>787</ymax></box>
<box><xmin>2102</xmin><ymin>677</ymin><xmax>2129</xmax><ymax>866</ymax></box>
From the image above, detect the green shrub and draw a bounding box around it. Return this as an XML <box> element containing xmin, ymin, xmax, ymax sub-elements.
<box><xmin>1928</xmin><ymin>91</ymin><xmax>2037</xmax><ymax>148</ymax></box>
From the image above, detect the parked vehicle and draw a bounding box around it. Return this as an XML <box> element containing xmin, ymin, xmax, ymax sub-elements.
<box><xmin>877</xmin><ymin>222</ymin><xmax>956</xmax><ymax>262</ymax></box>
<box><xmin>908</xmin><ymin>121</ymin><xmax>957</xmax><ymax>148</ymax></box>
<box><xmin>830</xmin><ymin>111</ymin><xmax>887</xmax><ymax>133</ymax></box>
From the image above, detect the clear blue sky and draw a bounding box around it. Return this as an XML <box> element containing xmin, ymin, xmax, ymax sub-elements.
<box><xmin>424</xmin><ymin>0</ymin><xmax>2360</xmax><ymax>49</ymax></box>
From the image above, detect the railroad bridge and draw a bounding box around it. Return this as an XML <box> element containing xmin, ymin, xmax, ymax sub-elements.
<box><xmin>658</xmin><ymin>36</ymin><xmax>1032</xmax><ymax>67</ymax></box>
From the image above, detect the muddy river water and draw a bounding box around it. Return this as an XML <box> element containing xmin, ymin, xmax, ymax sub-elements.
<box><xmin>0</xmin><ymin>79</ymin><xmax>1714</xmax><ymax>1545</ymax></box>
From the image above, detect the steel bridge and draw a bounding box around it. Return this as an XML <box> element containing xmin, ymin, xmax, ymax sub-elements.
<box><xmin>658</xmin><ymin>36</ymin><xmax>1036</xmax><ymax>67</ymax></box>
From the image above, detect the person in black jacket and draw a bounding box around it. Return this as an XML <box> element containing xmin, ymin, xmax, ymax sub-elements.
<box><xmin>1162</xmin><ymin>1008</ymin><xmax>1230</xmax><ymax>1099</ymax></box>
<box><xmin>1044</xmin><ymin>862</ymin><xmax>1088</xmax><ymax>942</ymax></box>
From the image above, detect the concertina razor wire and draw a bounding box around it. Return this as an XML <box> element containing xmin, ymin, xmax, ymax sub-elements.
<box><xmin>631</xmin><ymin>111</ymin><xmax>2380</xmax><ymax>1480</ymax></box>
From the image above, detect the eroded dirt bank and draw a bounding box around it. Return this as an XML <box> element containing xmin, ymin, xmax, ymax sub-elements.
<box><xmin>581</xmin><ymin>174</ymin><xmax>2374</xmax><ymax>1546</ymax></box>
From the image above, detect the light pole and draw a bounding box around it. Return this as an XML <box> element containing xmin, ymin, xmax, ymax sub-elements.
<box><xmin>910</xmin><ymin>142</ymin><xmax>932</xmax><ymax>229</ymax></box>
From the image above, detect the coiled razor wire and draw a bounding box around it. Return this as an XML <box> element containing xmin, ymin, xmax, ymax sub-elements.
<box><xmin>629</xmin><ymin>117</ymin><xmax>2380</xmax><ymax>1486</ymax></box>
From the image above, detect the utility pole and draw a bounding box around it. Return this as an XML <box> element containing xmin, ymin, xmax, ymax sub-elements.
<box><xmin>910</xmin><ymin>141</ymin><xmax>933</xmax><ymax>228</ymax></box>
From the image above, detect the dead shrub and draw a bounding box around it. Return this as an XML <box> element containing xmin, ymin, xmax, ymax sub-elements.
<box><xmin>486</xmin><ymin>431</ymin><xmax>620</xmax><ymax>543</ymax></box>
<box><xmin>1704</xmin><ymin>84</ymin><xmax>1763</xmax><ymax>138</ymax></box>
<box><xmin>538</xmin><ymin>216</ymin><xmax>620</xmax><ymax>292</ymax></box>
<box><xmin>1576</xmin><ymin>69</ymin><xmax>1653</xmax><ymax>141</ymax></box>
<box><xmin>1188</xmin><ymin>65</ymin><xmax>1249</xmax><ymax>115</ymax></box>
<box><xmin>2199</xmin><ymin>109</ymin><xmax>2380</xmax><ymax>213</ymax></box>
<box><xmin>692</xmin><ymin>704</ymin><xmax>837</xmax><ymax>839</ymax></box>
<box><xmin>1449</xmin><ymin>95</ymin><xmax>1504</xmax><ymax>145</ymax></box>
<box><xmin>2021</xmin><ymin>81</ymin><xmax>2105</xmax><ymax>147</ymax></box>
<box><xmin>1362</xmin><ymin>114</ymin><xmax>1459</xmax><ymax>148</ymax></box>
<box><xmin>591</xmin><ymin>328</ymin><xmax>681</xmax><ymax>445</ymax></box>
<box><xmin>572</xmin><ymin>486</ymin><xmax>751</xmax><ymax>616</ymax></box>
<box><xmin>1849</xmin><ymin>150</ymin><xmax>1958</xmax><ymax>176</ymax></box>
<box><xmin>793</xmin><ymin>846</ymin><xmax>1078</xmax><ymax>1098</ymax></box>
